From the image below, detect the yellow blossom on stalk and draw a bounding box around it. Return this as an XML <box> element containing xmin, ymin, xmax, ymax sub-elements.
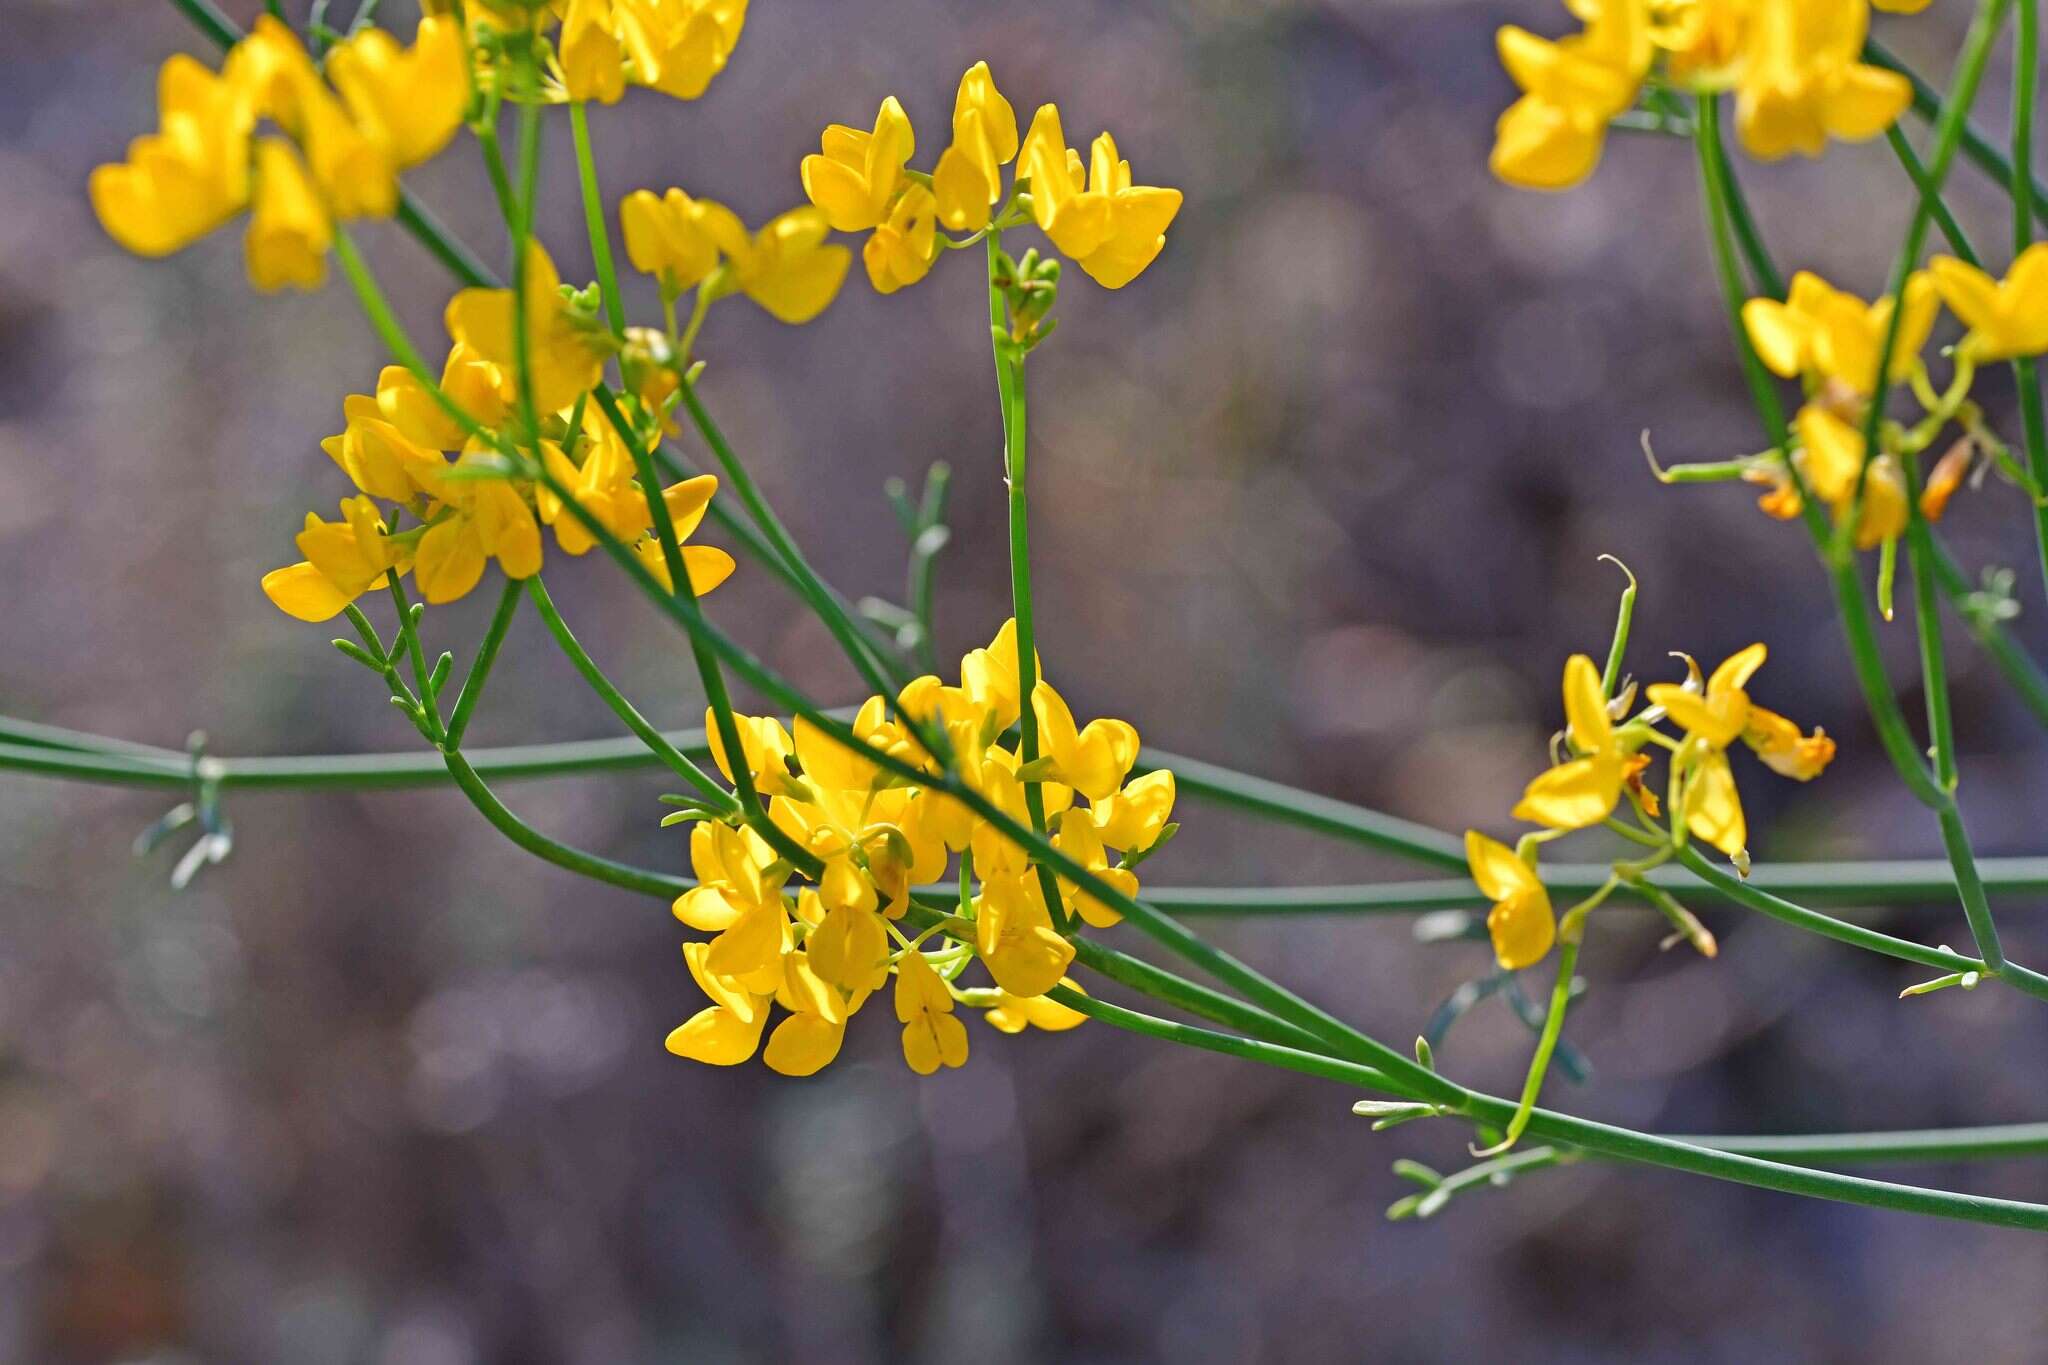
<box><xmin>976</xmin><ymin>871</ymin><xmax>1076</xmax><ymax>998</ymax></box>
<box><xmin>1464</xmin><ymin>831</ymin><xmax>1556</xmax><ymax>970</ymax></box>
<box><xmin>674</xmin><ymin>819</ymin><xmax>793</xmax><ymax>990</ymax></box>
<box><xmin>1646</xmin><ymin>644</ymin><xmax>1831</xmax><ymax>855</ymax></box>
<box><xmin>985</xmin><ymin>980</ymin><xmax>1088</xmax><ymax>1034</ymax></box>
<box><xmin>1512</xmin><ymin>654</ymin><xmax>1629</xmax><ymax>830</ymax></box>
<box><xmin>896</xmin><ymin>951</ymin><xmax>969</xmax><ymax>1075</ymax></box>
<box><xmin>261</xmin><ymin>495</ymin><xmax>413</xmax><ymax>622</ymax></box>
<box><xmin>91</xmin><ymin>56</ymin><xmax>252</xmax><ymax>259</ymax></box>
<box><xmin>1789</xmin><ymin>403</ymin><xmax>1908</xmax><ymax>550</ymax></box>
<box><xmin>1733</xmin><ymin>0</ymin><xmax>1908</xmax><ymax>161</ymax></box>
<box><xmin>863</xmin><ymin>183</ymin><xmax>939</xmax><ymax>294</ymax></box>
<box><xmin>534</xmin><ymin>406</ymin><xmax>734</xmax><ymax>593</ymax></box>
<box><xmin>445</xmin><ymin>239</ymin><xmax>610</xmax><ymax>414</ymax></box>
<box><xmin>613</xmin><ymin>0</ymin><xmax>748</xmax><ymax>100</ymax></box>
<box><xmin>1743</xmin><ymin>270</ymin><xmax>1938</xmax><ymax>393</ymax></box>
<box><xmin>1928</xmin><ymin>246</ymin><xmax>2048</xmax><ymax>362</ymax></box>
<box><xmin>762</xmin><ymin>954</ymin><xmax>854</xmax><ymax>1076</ymax></box>
<box><xmin>619</xmin><ymin>187</ymin><xmax>722</xmax><ymax>293</ymax></box>
<box><xmin>324</xmin><ymin>16</ymin><xmax>468</xmax><ymax>168</ymax></box>
<box><xmin>691</xmin><ymin>203</ymin><xmax>852</xmax><ymax>324</ymax></box>
<box><xmin>244</xmin><ymin>137</ymin><xmax>332</xmax><ymax>290</ymax></box>
<box><xmin>665</xmin><ymin>941</ymin><xmax>770</xmax><ymax>1064</ymax></box>
<box><xmin>801</xmin><ymin>96</ymin><xmax>916</xmax><ymax>232</ymax></box>
<box><xmin>376</xmin><ymin>344</ymin><xmax>514</xmax><ymax>451</ymax></box>
<box><xmin>1020</xmin><ymin>105</ymin><xmax>1183</xmax><ymax>288</ymax></box>
<box><xmin>558</xmin><ymin>0</ymin><xmax>628</xmax><ymax>104</ymax></box>
<box><xmin>1489</xmin><ymin>0</ymin><xmax>1651</xmax><ymax>190</ymax></box>
<box><xmin>933</xmin><ymin>61</ymin><xmax>1020</xmax><ymax>232</ymax></box>
<box><xmin>409</xmin><ymin>452</ymin><xmax>546</xmax><ymax>603</ymax></box>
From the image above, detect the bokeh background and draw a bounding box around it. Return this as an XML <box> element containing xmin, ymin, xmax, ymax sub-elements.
<box><xmin>6</xmin><ymin>0</ymin><xmax>2048</xmax><ymax>1359</ymax></box>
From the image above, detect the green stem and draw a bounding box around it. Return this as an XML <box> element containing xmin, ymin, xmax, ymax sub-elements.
<box><xmin>569</xmin><ymin>101</ymin><xmax>626</xmax><ymax>340</ymax></box>
<box><xmin>1677</xmin><ymin>846</ymin><xmax>2046</xmax><ymax>999</ymax></box>
<box><xmin>587</xmin><ymin>386</ymin><xmax>819</xmax><ymax>876</ymax></box>
<box><xmin>1061</xmin><ymin>991</ymin><xmax>2048</xmax><ymax>1229</ymax></box>
<box><xmin>524</xmin><ymin>575</ymin><xmax>734</xmax><ymax>810</ymax></box>
<box><xmin>441</xmin><ymin>750</ymin><xmax>687</xmax><ymax>898</ymax></box>
<box><xmin>443</xmin><ymin>577</ymin><xmax>522</xmax><ymax>750</ymax></box>
<box><xmin>986</xmin><ymin>229</ymin><xmax>1071</xmax><ymax>932</ymax></box>
<box><xmin>385</xmin><ymin>575</ymin><xmax>444</xmax><ymax>741</ymax></box>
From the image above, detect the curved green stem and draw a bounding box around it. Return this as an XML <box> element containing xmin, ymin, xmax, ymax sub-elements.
<box><xmin>442</xmin><ymin>750</ymin><xmax>687</xmax><ymax>898</ymax></box>
<box><xmin>524</xmin><ymin>575</ymin><xmax>733</xmax><ymax>809</ymax></box>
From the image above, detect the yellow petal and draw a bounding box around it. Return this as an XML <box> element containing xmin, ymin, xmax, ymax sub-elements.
<box><xmin>1510</xmin><ymin>754</ymin><xmax>1626</xmax><ymax>830</ymax></box>
<box><xmin>763</xmin><ymin>1013</ymin><xmax>844</xmax><ymax>1076</ymax></box>
<box><xmin>665</xmin><ymin>1005</ymin><xmax>766</xmax><ymax>1065</ymax></box>
<box><xmin>1487</xmin><ymin>889</ymin><xmax>1557</xmax><ymax>971</ymax></box>
<box><xmin>1465</xmin><ymin>830</ymin><xmax>1539</xmax><ymax>902</ymax></box>
<box><xmin>1685</xmin><ymin>748</ymin><xmax>1747</xmax><ymax>856</ymax></box>
<box><xmin>261</xmin><ymin>561</ymin><xmax>353</xmax><ymax>622</ymax></box>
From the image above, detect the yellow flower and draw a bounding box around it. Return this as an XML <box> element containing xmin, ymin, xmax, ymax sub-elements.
<box><xmin>975</xmin><ymin>871</ymin><xmax>1075</xmax><ymax>998</ymax></box>
<box><xmin>933</xmin><ymin>60</ymin><xmax>1019</xmax><ymax>232</ymax></box>
<box><xmin>761</xmin><ymin>953</ymin><xmax>852</xmax><ymax>1077</ymax></box>
<box><xmin>1734</xmin><ymin>0</ymin><xmax>1908</xmax><ymax>160</ymax></box>
<box><xmin>325</xmin><ymin>17</ymin><xmax>468</xmax><ymax>170</ymax></box>
<box><xmin>1928</xmin><ymin>246</ymin><xmax>2048</xmax><ymax>362</ymax></box>
<box><xmin>1030</xmin><ymin>682</ymin><xmax>1141</xmax><ymax>802</ymax></box>
<box><xmin>806</xmin><ymin>903</ymin><xmax>892</xmax><ymax>997</ymax></box>
<box><xmin>444</xmin><ymin>239</ymin><xmax>610</xmax><ymax>415</ymax></box>
<box><xmin>801</xmin><ymin>96</ymin><xmax>916</xmax><ymax>233</ymax></box>
<box><xmin>613</xmin><ymin>0</ymin><xmax>747</xmax><ymax>101</ymax></box>
<box><xmin>244</xmin><ymin>137</ymin><xmax>332</xmax><ymax>292</ymax></box>
<box><xmin>694</xmin><ymin>203</ymin><xmax>852</xmax><ymax>324</ymax></box>
<box><xmin>895</xmin><ymin>950</ymin><xmax>969</xmax><ymax>1075</ymax></box>
<box><xmin>1489</xmin><ymin>0</ymin><xmax>1651</xmax><ymax>190</ymax></box>
<box><xmin>558</xmin><ymin>0</ymin><xmax>627</xmax><ymax>104</ymax></box>
<box><xmin>674</xmin><ymin>819</ymin><xmax>792</xmax><ymax>992</ymax></box>
<box><xmin>1512</xmin><ymin>653</ymin><xmax>1629</xmax><ymax>830</ymax></box>
<box><xmin>261</xmin><ymin>495</ymin><xmax>411</xmax><ymax>622</ymax></box>
<box><xmin>984</xmin><ymin>978</ymin><xmax>1088</xmax><ymax>1034</ymax></box>
<box><xmin>535</xmin><ymin>406</ymin><xmax>732</xmax><ymax>588</ymax></box>
<box><xmin>400</xmin><ymin>451</ymin><xmax>546</xmax><ymax>603</ymax></box>
<box><xmin>1744</xmin><ymin>270</ymin><xmax>1936</xmax><ymax>392</ymax></box>
<box><xmin>1743</xmin><ymin>705</ymin><xmax>1837</xmax><ymax>781</ymax></box>
<box><xmin>1465</xmin><ymin>831</ymin><xmax>1556</xmax><ymax>971</ymax></box>
<box><xmin>1020</xmin><ymin>105</ymin><xmax>1182</xmax><ymax>288</ymax></box>
<box><xmin>666</xmin><ymin>940</ymin><xmax>771</xmax><ymax>1065</ymax></box>
<box><xmin>619</xmin><ymin>187</ymin><xmax>723</xmax><ymax>293</ymax></box>
<box><xmin>1647</xmin><ymin>644</ymin><xmax>1769</xmax><ymax>856</ymax></box>
<box><xmin>1793</xmin><ymin>402</ymin><xmax>1864</xmax><ymax>506</ymax></box>
<box><xmin>90</xmin><ymin>54</ymin><xmax>251</xmax><ymax>258</ymax></box>
<box><xmin>375</xmin><ymin>343</ymin><xmax>514</xmax><ymax>451</ymax></box>
<box><xmin>229</xmin><ymin>16</ymin><xmax>399</xmax><ymax>219</ymax></box>
<box><xmin>863</xmin><ymin>182</ymin><xmax>938</xmax><ymax>295</ymax></box>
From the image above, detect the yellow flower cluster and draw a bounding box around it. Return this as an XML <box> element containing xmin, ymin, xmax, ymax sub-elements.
<box><xmin>1466</xmin><ymin>645</ymin><xmax>1831</xmax><ymax>970</ymax></box>
<box><xmin>1737</xmin><ymin>251</ymin><xmax>2048</xmax><ymax>544</ymax></box>
<box><xmin>91</xmin><ymin>16</ymin><xmax>467</xmax><ymax>289</ymax></box>
<box><xmin>262</xmin><ymin>241</ymin><xmax>721</xmax><ymax>620</ymax></box>
<box><xmin>1492</xmin><ymin>0</ymin><xmax>1918</xmax><ymax>191</ymax></box>
<box><xmin>667</xmin><ymin>621</ymin><xmax>1178</xmax><ymax>1075</ymax></box>
<box><xmin>800</xmin><ymin>61</ymin><xmax>1183</xmax><ymax>292</ymax></box>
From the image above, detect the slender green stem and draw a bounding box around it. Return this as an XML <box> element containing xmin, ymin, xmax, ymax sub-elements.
<box><xmin>570</xmin><ymin>102</ymin><xmax>626</xmax><ymax>340</ymax></box>
<box><xmin>1887</xmin><ymin>127</ymin><xmax>1979</xmax><ymax>266</ymax></box>
<box><xmin>443</xmin><ymin>577</ymin><xmax>522</xmax><ymax>750</ymax></box>
<box><xmin>508</xmin><ymin>93</ymin><xmax>545</xmax><ymax>447</ymax></box>
<box><xmin>1902</xmin><ymin>496</ymin><xmax>1961</xmax><ymax>794</ymax></box>
<box><xmin>1060</xmin><ymin>991</ymin><xmax>2048</xmax><ymax>1229</ymax></box>
<box><xmin>1713</xmin><ymin>136</ymin><xmax>1784</xmax><ymax>299</ymax></box>
<box><xmin>524</xmin><ymin>575</ymin><xmax>734</xmax><ymax>809</ymax></box>
<box><xmin>587</xmin><ymin>387</ymin><xmax>819</xmax><ymax>875</ymax></box>
<box><xmin>1678</xmin><ymin>846</ymin><xmax>2048</xmax><ymax>999</ymax></box>
<box><xmin>442</xmin><ymin>750</ymin><xmax>687</xmax><ymax>898</ymax></box>
<box><xmin>986</xmin><ymin>230</ymin><xmax>1071</xmax><ymax>932</ymax></box>
<box><xmin>1480</xmin><ymin>938</ymin><xmax>1580</xmax><ymax>1154</ymax></box>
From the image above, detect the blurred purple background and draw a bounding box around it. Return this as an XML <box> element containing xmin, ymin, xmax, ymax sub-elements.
<box><xmin>6</xmin><ymin>0</ymin><xmax>2048</xmax><ymax>1359</ymax></box>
